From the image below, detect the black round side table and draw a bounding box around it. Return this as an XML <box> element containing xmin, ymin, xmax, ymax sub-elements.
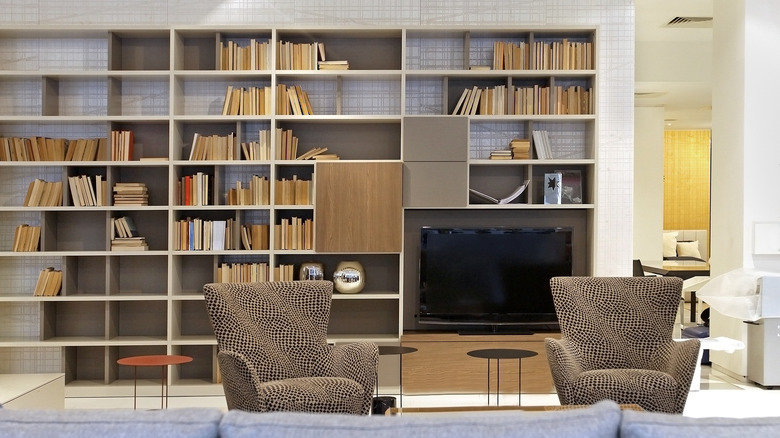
<box><xmin>376</xmin><ymin>346</ymin><xmax>417</xmax><ymax>409</ymax></box>
<box><xmin>466</xmin><ymin>348</ymin><xmax>538</xmax><ymax>406</ymax></box>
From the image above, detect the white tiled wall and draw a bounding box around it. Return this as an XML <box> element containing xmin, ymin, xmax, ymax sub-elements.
<box><xmin>0</xmin><ymin>0</ymin><xmax>635</xmax><ymax>372</ymax></box>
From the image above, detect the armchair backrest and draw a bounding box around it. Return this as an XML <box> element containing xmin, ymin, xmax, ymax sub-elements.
<box><xmin>203</xmin><ymin>281</ymin><xmax>334</xmax><ymax>382</ymax></box>
<box><xmin>549</xmin><ymin>276</ymin><xmax>683</xmax><ymax>370</ymax></box>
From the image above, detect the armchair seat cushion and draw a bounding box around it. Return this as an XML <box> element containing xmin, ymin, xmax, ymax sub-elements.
<box><xmin>572</xmin><ymin>369</ymin><xmax>678</xmax><ymax>412</ymax></box>
<box><xmin>259</xmin><ymin>377</ymin><xmax>366</xmax><ymax>414</ymax></box>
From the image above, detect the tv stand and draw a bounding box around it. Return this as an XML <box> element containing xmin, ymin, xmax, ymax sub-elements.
<box><xmin>457</xmin><ymin>326</ymin><xmax>534</xmax><ymax>336</ymax></box>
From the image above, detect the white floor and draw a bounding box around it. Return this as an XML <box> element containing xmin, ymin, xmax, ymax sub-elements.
<box><xmin>64</xmin><ymin>365</ymin><xmax>780</xmax><ymax>418</ymax></box>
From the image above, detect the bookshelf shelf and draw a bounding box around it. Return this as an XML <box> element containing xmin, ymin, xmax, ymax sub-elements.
<box><xmin>0</xmin><ymin>25</ymin><xmax>596</xmax><ymax>396</ymax></box>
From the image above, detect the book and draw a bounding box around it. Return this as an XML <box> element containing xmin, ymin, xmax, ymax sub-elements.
<box><xmin>212</xmin><ymin>220</ymin><xmax>227</xmax><ymax>251</ymax></box>
<box><xmin>532</xmin><ymin>130</ymin><xmax>553</xmax><ymax>159</ymax></box>
<box><xmin>544</xmin><ymin>172</ymin><xmax>563</xmax><ymax>204</ymax></box>
<box><xmin>451</xmin><ymin>88</ymin><xmax>470</xmax><ymax>115</ymax></box>
<box><xmin>468</xmin><ymin>180</ymin><xmax>530</xmax><ymax>205</ymax></box>
<box><xmin>557</xmin><ymin>169</ymin><xmax>583</xmax><ymax>204</ymax></box>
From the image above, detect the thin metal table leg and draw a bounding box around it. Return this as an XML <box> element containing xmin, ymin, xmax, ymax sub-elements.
<box><xmin>487</xmin><ymin>358</ymin><xmax>491</xmax><ymax>406</ymax></box>
<box><xmin>518</xmin><ymin>358</ymin><xmax>522</xmax><ymax>406</ymax></box>
<box><xmin>496</xmin><ymin>359</ymin><xmax>500</xmax><ymax>406</ymax></box>
<box><xmin>133</xmin><ymin>366</ymin><xmax>138</xmax><ymax>410</ymax></box>
<box><xmin>161</xmin><ymin>365</ymin><xmax>166</xmax><ymax>410</ymax></box>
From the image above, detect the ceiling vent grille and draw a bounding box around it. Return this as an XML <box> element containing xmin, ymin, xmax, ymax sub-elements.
<box><xmin>666</xmin><ymin>16</ymin><xmax>713</xmax><ymax>27</ymax></box>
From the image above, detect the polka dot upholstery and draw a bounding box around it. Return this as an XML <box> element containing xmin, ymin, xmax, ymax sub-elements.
<box><xmin>545</xmin><ymin>276</ymin><xmax>700</xmax><ymax>414</ymax></box>
<box><xmin>203</xmin><ymin>281</ymin><xmax>378</xmax><ymax>415</ymax></box>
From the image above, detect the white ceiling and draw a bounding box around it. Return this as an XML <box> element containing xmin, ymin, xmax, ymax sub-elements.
<box><xmin>635</xmin><ymin>0</ymin><xmax>713</xmax><ymax>129</ymax></box>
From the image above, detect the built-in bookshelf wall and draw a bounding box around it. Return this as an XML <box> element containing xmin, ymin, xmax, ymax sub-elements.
<box><xmin>0</xmin><ymin>26</ymin><xmax>597</xmax><ymax>397</ymax></box>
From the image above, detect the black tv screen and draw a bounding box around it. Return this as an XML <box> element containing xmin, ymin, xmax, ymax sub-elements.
<box><xmin>418</xmin><ymin>227</ymin><xmax>572</xmax><ymax>330</ymax></box>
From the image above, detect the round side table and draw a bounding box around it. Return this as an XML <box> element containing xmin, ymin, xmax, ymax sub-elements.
<box><xmin>117</xmin><ymin>354</ymin><xmax>192</xmax><ymax>410</ymax></box>
<box><xmin>377</xmin><ymin>346</ymin><xmax>417</xmax><ymax>409</ymax></box>
<box><xmin>466</xmin><ymin>348</ymin><xmax>538</xmax><ymax>406</ymax></box>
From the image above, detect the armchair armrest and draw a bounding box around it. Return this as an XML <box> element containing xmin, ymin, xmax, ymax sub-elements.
<box><xmin>545</xmin><ymin>338</ymin><xmax>584</xmax><ymax>406</ymax></box>
<box><xmin>326</xmin><ymin>342</ymin><xmax>378</xmax><ymax>389</ymax></box>
<box><xmin>545</xmin><ymin>338</ymin><xmax>584</xmax><ymax>379</ymax></box>
<box><xmin>217</xmin><ymin>349</ymin><xmax>266</xmax><ymax>412</ymax></box>
<box><xmin>651</xmin><ymin>339</ymin><xmax>701</xmax><ymax>384</ymax></box>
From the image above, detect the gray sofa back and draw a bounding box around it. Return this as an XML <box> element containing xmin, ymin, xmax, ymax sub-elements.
<box><xmin>3</xmin><ymin>400</ymin><xmax>780</xmax><ymax>438</ymax></box>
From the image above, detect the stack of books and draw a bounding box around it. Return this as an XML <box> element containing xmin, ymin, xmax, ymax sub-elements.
<box><xmin>510</xmin><ymin>138</ymin><xmax>531</xmax><ymax>159</ymax></box>
<box><xmin>113</xmin><ymin>182</ymin><xmax>148</xmax><ymax>206</ymax></box>
<box><xmin>111</xmin><ymin>216</ymin><xmax>148</xmax><ymax>251</ymax></box>
<box><xmin>489</xmin><ymin>150</ymin><xmax>513</xmax><ymax>160</ymax></box>
<box><xmin>317</xmin><ymin>60</ymin><xmax>349</xmax><ymax>70</ymax></box>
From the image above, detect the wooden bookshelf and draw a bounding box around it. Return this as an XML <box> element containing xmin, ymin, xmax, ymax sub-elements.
<box><xmin>0</xmin><ymin>26</ymin><xmax>596</xmax><ymax>397</ymax></box>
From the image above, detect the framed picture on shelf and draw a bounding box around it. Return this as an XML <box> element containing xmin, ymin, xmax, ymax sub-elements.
<box><xmin>544</xmin><ymin>172</ymin><xmax>562</xmax><ymax>204</ymax></box>
<box><xmin>557</xmin><ymin>170</ymin><xmax>583</xmax><ymax>204</ymax></box>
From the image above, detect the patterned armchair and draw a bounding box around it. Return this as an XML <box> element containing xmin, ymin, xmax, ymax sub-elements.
<box><xmin>203</xmin><ymin>280</ymin><xmax>378</xmax><ymax>415</ymax></box>
<box><xmin>545</xmin><ymin>276</ymin><xmax>700</xmax><ymax>414</ymax></box>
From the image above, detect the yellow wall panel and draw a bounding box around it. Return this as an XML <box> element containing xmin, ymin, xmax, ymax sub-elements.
<box><xmin>663</xmin><ymin>130</ymin><xmax>711</xmax><ymax>233</ymax></box>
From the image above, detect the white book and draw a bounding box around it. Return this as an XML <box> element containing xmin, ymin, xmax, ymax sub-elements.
<box><xmin>212</xmin><ymin>220</ymin><xmax>227</xmax><ymax>251</ymax></box>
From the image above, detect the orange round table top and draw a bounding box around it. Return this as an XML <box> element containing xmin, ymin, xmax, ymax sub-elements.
<box><xmin>117</xmin><ymin>354</ymin><xmax>193</xmax><ymax>367</ymax></box>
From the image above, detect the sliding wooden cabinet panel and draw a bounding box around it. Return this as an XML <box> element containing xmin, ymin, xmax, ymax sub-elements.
<box><xmin>315</xmin><ymin>161</ymin><xmax>402</xmax><ymax>253</ymax></box>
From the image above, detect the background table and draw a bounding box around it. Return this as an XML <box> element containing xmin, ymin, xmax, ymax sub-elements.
<box><xmin>378</xmin><ymin>346</ymin><xmax>417</xmax><ymax>408</ymax></box>
<box><xmin>467</xmin><ymin>348</ymin><xmax>538</xmax><ymax>406</ymax></box>
<box><xmin>117</xmin><ymin>354</ymin><xmax>192</xmax><ymax>410</ymax></box>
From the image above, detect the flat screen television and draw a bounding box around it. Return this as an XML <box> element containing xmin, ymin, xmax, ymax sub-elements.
<box><xmin>417</xmin><ymin>226</ymin><xmax>572</xmax><ymax>333</ymax></box>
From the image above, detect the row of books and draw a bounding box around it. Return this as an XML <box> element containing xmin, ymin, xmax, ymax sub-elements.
<box><xmin>276</xmin><ymin>40</ymin><xmax>325</xmax><ymax>70</ymax></box>
<box><xmin>275</xmin><ymin>128</ymin><xmax>300</xmax><ymax>160</ymax></box>
<box><xmin>275</xmin><ymin>217</ymin><xmax>313</xmax><ymax>250</ymax></box>
<box><xmin>1</xmin><ymin>137</ymin><xmax>98</xmax><ymax>162</ymax></box>
<box><xmin>189</xmin><ymin>133</ymin><xmax>237</xmax><ymax>161</ymax></box>
<box><xmin>189</xmin><ymin>129</ymin><xmax>330</xmax><ymax>161</ymax></box>
<box><xmin>240</xmin><ymin>224</ymin><xmax>270</xmax><ymax>250</ymax></box>
<box><xmin>279</xmin><ymin>84</ymin><xmax>314</xmax><ymax>116</ymax></box>
<box><xmin>491</xmin><ymin>39</ymin><xmax>594</xmax><ymax>71</ymax></box>
<box><xmin>532</xmin><ymin>130</ymin><xmax>554</xmax><ymax>159</ymax></box>
<box><xmin>113</xmin><ymin>182</ymin><xmax>148</xmax><ymax>206</ymax></box>
<box><xmin>492</xmin><ymin>41</ymin><xmax>532</xmax><ymax>70</ymax></box>
<box><xmin>227</xmin><ymin>176</ymin><xmax>271</xmax><ymax>206</ymax></box>
<box><xmin>23</xmin><ymin>179</ymin><xmax>63</xmax><ymax>207</ymax></box>
<box><xmin>534</xmin><ymin>40</ymin><xmax>594</xmax><ymax>71</ymax></box>
<box><xmin>241</xmin><ymin>130</ymin><xmax>271</xmax><ymax>161</ymax></box>
<box><xmin>110</xmin><ymin>130</ymin><xmax>134</xmax><ymax>161</ymax></box>
<box><xmin>1</xmin><ymin>131</ymin><xmax>135</xmax><ymax>162</ymax></box>
<box><xmin>275</xmin><ymin>264</ymin><xmax>296</xmax><ymax>281</ymax></box>
<box><xmin>174</xmin><ymin>218</ymin><xmax>235</xmax><ymax>251</ymax></box>
<box><xmin>12</xmin><ymin>224</ymin><xmax>40</xmax><ymax>252</ymax></box>
<box><xmin>178</xmin><ymin>172</ymin><xmax>211</xmax><ymax>206</ymax></box>
<box><xmin>219</xmin><ymin>39</ymin><xmax>272</xmax><ymax>71</ymax></box>
<box><xmin>275</xmin><ymin>176</ymin><xmax>312</xmax><ymax>205</ymax></box>
<box><xmin>33</xmin><ymin>267</ymin><xmax>62</xmax><ymax>296</ymax></box>
<box><xmin>221</xmin><ymin>86</ymin><xmax>272</xmax><ymax>116</ymax></box>
<box><xmin>216</xmin><ymin>262</ymin><xmax>270</xmax><ymax>283</ymax></box>
<box><xmin>452</xmin><ymin>84</ymin><xmax>593</xmax><ymax>116</ymax></box>
<box><xmin>554</xmin><ymin>85</ymin><xmax>593</xmax><ymax>116</ymax></box>
<box><xmin>68</xmin><ymin>175</ymin><xmax>107</xmax><ymax>207</ymax></box>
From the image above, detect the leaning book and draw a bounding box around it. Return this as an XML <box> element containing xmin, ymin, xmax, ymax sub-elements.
<box><xmin>469</xmin><ymin>180</ymin><xmax>530</xmax><ymax>204</ymax></box>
